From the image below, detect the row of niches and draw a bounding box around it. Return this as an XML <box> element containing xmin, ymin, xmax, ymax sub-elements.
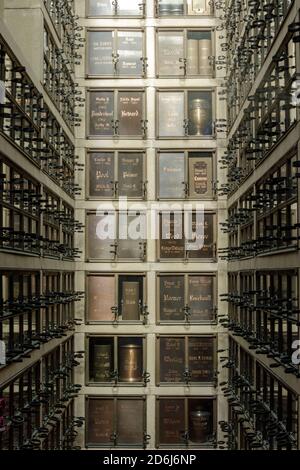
<box><xmin>86</xmin><ymin>29</ymin><xmax>214</xmax><ymax>78</ymax></box>
<box><xmin>86</xmin><ymin>211</ymin><xmax>217</xmax><ymax>262</ymax></box>
<box><xmin>224</xmin><ymin>269</ymin><xmax>300</xmax><ymax>377</ymax></box>
<box><xmin>226</xmin><ymin>339</ymin><xmax>299</xmax><ymax>450</ymax></box>
<box><xmin>0</xmin><ymin>155</ymin><xmax>81</xmax><ymax>259</ymax></box>
<box><xmin>87</xmin><ymin>334</ymin><xmax>216</xmax><ymax>386</ymax></box>
<box><xmin>0</xmin><ymin>336</ymin><xmax>82</xmax><ymax>451</ymax></box>
<box><xmin>0</xmin><ymin>270</ymin><xmax>80</xmax><ymax>366</ymax></box>
<box><xmin>87</xmin><ymin>396</ymin><xmax>217</xmax><ymax>449</ymax></box>
<box><xmin>87</xmin><ymin>89</ymin><xmax>217</xmax><ymax>139</ymax></box>
<box><xmin>86</xmin><ymin>150</ymin><xmax>216</xmax><ymax>200</ymax></box>
<box><xmin>222</xmin><ymin>152</ymin><xmax>298</xmax><ymax>259</ymax></box>
<box><xmin>87</xmin><ymin>273</ymin><xmax>216</xmax><ymax>324</ymax></box>
<box><xmin>86</xmin><ymin>0</ymin><xmax>214</xmax><ymax>17</ymax></box>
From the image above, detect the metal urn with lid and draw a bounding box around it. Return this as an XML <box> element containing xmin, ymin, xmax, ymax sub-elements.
<box><xmin>119</xmin><ymin>343</ymin><xmax>143</xmax><ymax>382</ymax></box>
<box><xmin>189</xmin><ymin>99</ymin><xmax>210</xmax><ymax>135</ymax></box>
<box><xmin>189</xmin><ymin>408</ymin><xmax>211</xmax><ymax>443</ymax></box>
<box><xmin>159</xmin><ymin>4</ymin><xmax>171</xmax><ymax>15</ymax></box>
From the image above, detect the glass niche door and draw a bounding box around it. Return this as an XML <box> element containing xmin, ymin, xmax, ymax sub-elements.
<box><xmin>156</xmin><ymin>0</ymin><xmax>213</xmax><ymax>16</ymax></box>
<box><xmin>157</xmin><ymin>90</ymin><xmax>213</xmax><ymax>138</ymax></box>
<box><xmin>87</xmin><ymin>151</ymin><xmax>145</xmax><ymax>199</ymax></box>
<box><xmin>157</xmin><ymin>151</ymin><xmax>214</xmax><ymax>199</ymax></box>
<box><xmin>87</xmin><ymin>30</ymin><xmax>144</xmax><ymax>77</ymax></box>
<box><xmin>87</xmin><ymin>0</ymin><xmax>144</xmax><ymax>17</ymax></box>
<box><xmin>157</xmin><ymin>30</ymin><xmax>213</xmax><ymax>77</ymax></box>
<box><xmin>88</xmin><ymin>90</ymin><xmax>146</xmax><ymax>138</ymax></box>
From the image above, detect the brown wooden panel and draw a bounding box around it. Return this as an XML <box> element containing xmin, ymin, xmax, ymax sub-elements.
<box><xmin>188</xmin><ymin>275</ymin><xmax>214</xmax><ymax>321</ymax></box>
<box><xmin>89</xmin><ymin>152</ymin><xmax>114</xmax><ymax>197</ymax></box>
<box><xmin>159</xmin><ymin>275</ymin><xmax>185</xmax><ymax>321</ymax></box>
<box><xmin>117</xmin><ymin>399</ymin><xmax>144</xmax><ymax>445</ymax></box>
<box><xmin>159</xmin><ymin>337</ymin><xmax>185</xmax><ymax>383</ymax></box>
<box><xmin>159</xmin><ymin>399</ymin><xmax>185</xmax><ymax>445</ymax></box>
<box><xmin>87</xmin><ymin>275</ymin><xmax>115</xmax><ymax>321</ymax></box>
<box><xmin>87</xmin><ymin>398</ymin><xmax>114</xmax><ymax>445</ymax></box>
<box><xmin>188</xmin><ymin>337</ymin><xmax>214</xmax><ymax>382</ymax></box>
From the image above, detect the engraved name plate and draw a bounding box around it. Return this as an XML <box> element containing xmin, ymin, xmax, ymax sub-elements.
<box><xmin>158</xmin><ymin>152</ymin><xmax>185</xmax><ymax>199</ymax></box>
<box><xmin>159</xmin><ymin>275</ymin><xmax>185</xmax><ymax>321</ymax></box>
<box><xmin>188</xmin><ymin>337</ymin><xmax>214</xmax><ymax>382</ymax></box>
<box><xmin>158</xmin><ymin>32</ymin><xmax>184</xmax><ymax>76</ymax></box>
<box><xmin>117</xmin><ymin>31</ymin><xmax>143</xmax><ymax>76</ymax></box>
<box><xmin>159</xmin><ymin>399</ymin><xmax>185</xmax><ymax>445</ymax></box>
<box><xmin>158</xmin><ymin>92</ymin><xmax>184</xmax><ymax>137</ymax></box>
<box><xmin>89</xmin><ymin>91</ymin><xmax>114</xmax><ymax>136</ymax></box>
<box><xmin>187</xmin><ymin>212</ymin><xmax>214</xmax><ymax>259</ymax></box>
<box><xmin>188</xmin><ymin>275</ymin><xmax>214</xmax><ymax>321</ymax></box>
<box><xmin>89</xmin><ymin>152</ymin><xmax>114</xmax><ymax>197</ymax></box>
<box><xmin>118</xmin><ymin>91</ymin><xmax>143</xmax><ymax>136</ymax></box>
<box><xmin>160</xmin><ymin>337</ymin><xmax>185</xmax><ymax>383</ymax></box>
<box><xmin>120</xmin><ymin>279</ymin><xmax>141</xmax><ymax>321</ymax></box>
<box><xmin>88</xmin><ymin>31</ymin><xmax>113</xmax><ymax>75</ymax></box>
<box><xmin>118</xmin><ymin>153</ymin><xmax>143</xmax><ymax>198</ymax></box>
<box><xmin>87</xmin><ymin>213</ymin><xmax>116</xmax><ymax>260</ymax></box>
<box><xmin>87</xmin><ymin>399</ymin><xmax>114</xmax><ymax>445</ymax></box>
<box><xmin>189</xmin><ymin>153</ymin><xmax>213</xmax><ymax>198</ymax></box>
<box><xmin>159</xmin><ymin>213</ymin><xmax>185</xmax><ymax>259</ymax></box>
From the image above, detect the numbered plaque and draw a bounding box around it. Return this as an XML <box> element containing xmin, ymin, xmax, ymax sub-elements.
<box><xmin>159</xmin><ymin>337</ymin><xmax>185</xmax><ymax>383</ymax></box>
<box><xmin>87</xmin><ymin>275</ymin><xmax>115</xmax><ymax>322</ymax></box>
<box><xmin>89</xmin><ymin>152</ymin><xmax>114</xmax><ymax>197</ymax></box>
<box><xmin>188</xmin><ymin>275</ymin><xmax>214</xmax><ymax>321</ymax></box>
<box><xmin>87</xmin><ymin>213</ymin><xmax>116</xmax><ymax>260</ymax></box>
<box><xmin>118</xmin><ymin>153</ymin><xmax>143</xmax><ymax>198</ymax></box>
<box><xmin>87</xmin><ymin>398</ymin><xmax>114</xmax><ymax>445</ymax></box>
<box><xmin>188</xmin><ymin>153</ymin><xmax>213</xmax><ymax>198</ymax></box>
<box><xmin>159</xmin><ymin>399</ymin><xmax>185</xmax><ymax>445</ymax></box>
<box><xmin>87</xmin><ymin>31</ymin><xmax>113</xmax><ymax>75</ymax></box>
<box><xmin>188</xmin><ymin>337</ymin><xmax>214</xmax><ymax>382</ymax></box>
<box><xmin>159</xmin><ymin>276</ymin><xmax>185</xmax><ymax>321</ymax></box>
<box><xmin>157</xmin><ymin>32</ymin><xmax>184</xmax><ymax>76</ymax></box>
<box><xmin>158</xmin><ymin>92</ymin><xmax>184</xmax><ymax>137</ymax></box>
<box><xmin>158</xmin><ymin>153</ymin><xmax>185</xmax><ymax>199</ymax></box>
<box><xmin>118</xmin><ymin>91</ymin><xmax>143</xmax><ymax>136</ymax></box>
<box><xmin>119</xmin><ymin>276</ymin><xmax>143</xmax><ymax>321</ymax></box>
<box><xmin>159</xmin><ymin>213</ymin><xmax>185</xmax><ymax>259</ymax></box>
<box><xmin>187</xmin><ymin>212</ymin><xmax>215</xmax><ymax>259</ymax></box>
<box><xmin>117</xmin><ymin>31</ymin><xmax>143</xmax><ymax>76</ymax></box>
<box><xmin>89</xmin><ymin>91</ymin><xmax>114</xmax><ymax>136</ymax></box>
<box><xmin>117</xmin><ymin>399</ymin><xmax>144</xmax><ymax>445</ymax></box>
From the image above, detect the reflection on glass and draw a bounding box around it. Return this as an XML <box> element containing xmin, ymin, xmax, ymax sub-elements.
<box><xmin>88</xmin><ymin>0</ymin><xmax>114</xmax><ymax>16</ymax></box>
<box><xmin>159</xmin><ymin>0</ymin><xmax>184</xmax><ymax>15</ymax></box>
<box><xmin>157</xmin><ymin>32</ymin><xmax>184</xmax><ymax>76</ymax></box>
<box><xmin>117</xmin><ymin>31</ymin><xmax>143</xmax><ymax>76</ymax></box>
<box><xmin>187</xmin><ymin>31</ymin><xmax>212</xmax><ymax>76</ymax></box>
<box><xmin>117</xmin><ymin>0</ymin><xmax>141</xmax><ymax>15</ymax></box>
<box><xmin>117</xmin><ymin>399</ymin><xmax>144</xmax><ymax>444</ymax></box>
<box><xmin>88</xmin><ymin>275</ymin><xmax>115</xmax><ymax>321</ymax></box>
<box><xmin>188</xmin><ymin>91</ymin><xmax>212</xmax><ymax>136</ymax></box>
<box><xmin>118</xmin><ymin>213</ymin><xmax>146</xmax><ymax>259</ymax></box>
<box><xmin>88</xmin><ymin>31</ymin><xmax>114</xmax><ymax>75</ymax></box>
<box><xmin>158</xmin><ymin>92</ymin><xmax>184</xmax><ymax>137</ymax></box>
<box><xmin>87</xmin><ymin>213</ymin><xmax>116</xmax><ymax>260</ymax></box>
<box><xmin>158</xmin><ymin>153</ymin><xmax>185</xmax><ymax>198</ymax></box>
